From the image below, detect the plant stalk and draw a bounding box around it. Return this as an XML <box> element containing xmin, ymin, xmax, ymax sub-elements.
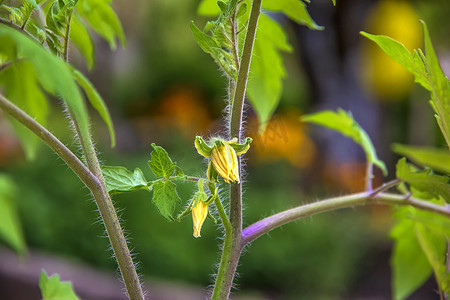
<box><xmin>60</xmin><ymin>14</ymin><xmax>144</xmax><ymax>299</ymax></box>
<box><xmin>212</xmin><ymin>0</ymin><xmax>262</xmax><ymax>299</ymax></box>
<box><xmin>241</xmin><ymin>191</ymin><xmax>450</xmax><ymax>245</ymax></box>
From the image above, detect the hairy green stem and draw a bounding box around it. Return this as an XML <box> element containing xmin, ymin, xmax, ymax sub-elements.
<box><xmin>59</xmin><ymin>11</ymin><xmax>143</xmax><ymax>298</ymax></box>
<box><xmin>229</xmin><ymin>0</ymin><xmax>261</xmax><ymax>138</ymax></box>
<box><xmin>63</xmin><ymin>13</ymin><xmax>72</xmax><ymax>62</ymax></box>
<box><xmin>65</xmin><ymin>92</ymin><xmax>145</xmax><ymax>299</ymax></box>
<box><xmin>0</xmin><ymin>93</ymin><xmax>145</xmax><ymax>300</ymax></box>
<box><xmin>211</xmin><ymin>188</ymin><xmax>234</xmax><ymax>300</ymax></box>
<box><xmin>212</xmin><ymin>0</ymin><xmax>262</xmax><ymax>299</ymax></box>
<box><xmin>241</xmin><ymin>192</ymin><xmax>450</xmax><ymax>245</ymax></box>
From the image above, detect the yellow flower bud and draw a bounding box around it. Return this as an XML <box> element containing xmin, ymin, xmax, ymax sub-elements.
<box><xmin>211</xmin><ymin>143</ymin><xmax>240</xmax><ymax>183</ymax></box>
<box><xmin>192</xmin><ymin>199</ymin><xmax>208</xmax><ymax>238</ymax></box>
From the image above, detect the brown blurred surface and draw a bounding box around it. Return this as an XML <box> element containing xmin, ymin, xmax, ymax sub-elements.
<box><xmin>0</xmin><ymin>247</ymin><xmax>266</xmax><ymax>300</ymax></box>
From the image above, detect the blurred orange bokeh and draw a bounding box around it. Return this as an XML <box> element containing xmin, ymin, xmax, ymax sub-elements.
<box><xmin>246</xmin><ymin>109</ymin><xmax>317</xmax><ymax>169</ymax></box>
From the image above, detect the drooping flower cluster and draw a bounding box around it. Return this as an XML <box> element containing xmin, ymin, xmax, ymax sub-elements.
<box><xmin>179</xmin><ymin>136</ymin><xmax>251</xmax><ymax>238</ymax></box>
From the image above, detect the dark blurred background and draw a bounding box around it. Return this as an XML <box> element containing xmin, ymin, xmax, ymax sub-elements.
<box><xmin>1</xmin><ymin>0</ymin><xmax>450</xmax><ymax>299</ymax></box>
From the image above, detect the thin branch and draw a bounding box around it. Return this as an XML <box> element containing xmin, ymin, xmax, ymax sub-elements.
<box><xmin>0</xmin><ymin>61</ymin><xmax>14</xmax><ymax>72</ymax></box>
<box><xmin>63</xmin><ymin>13</ymin><xmax>72</xmax><ymax>62</ymax></box>
<box><xmin>365</xmin><ymin>162</ymin><xmax>373</xmax><ymax>191</ymax></box>
<box><xmin>242</xmin><ymin>192</ymin><xmax>450</xmax><ymax>246</ymax></box>
<box><xmin>229</xmin><ymin>12</ymin><xmax>240</xmax><ymax>71</ymax></box>
<box><xmin>369</xmin><ymin>178</ymin><xmax>402</xmax><ymax>196</ymax></box>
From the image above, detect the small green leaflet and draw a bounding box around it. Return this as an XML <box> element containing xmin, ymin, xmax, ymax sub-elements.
<box><xmin>396</xmin><ymin>158</ymin><xmax>450</xmax><ymax>202</ymax></box>
<box><xmin>39</xmin><ymin>270</ymin><xmax>80</xmax><ymax>300</ymax></box>
<box><xmin>0</xmin><ymin>174</ymin><xmax>26</xmax><ymax>255</ymax></box>
<box><xmin>393</xmin><ymin>144</ymin><xmax>450</xmax><ymax>174</ymax></box>
<box><xmin>421</xmin><ymin>21</ymin><xmax>450</xmax><ymax>149</ymax></box>
<box><xmin>102</xmin><ymin>166</ymin><xmax>148</xmax><ymax>194</ymax></box>
<box><xmin>73</xmin><ymin>69</ymin><xmax>116</xmax><ymax>147</ymax></box>
<box><xmin>189</xmin><ymin>21</ymin><xmax>235</xmax><ymax>78</ymax></box>
<box><xmin>148</xmin><ymin>143</ymin><xmax>184</xmax><ymax>179</ymax></box>
<box><xmin>360</xmin><ymin>31</ymin><xmax>430</xmax><ymax>90</ymax></box>
<box><xmin>361</xmin><ymin>22</ymin><xmax>450</xmax><ymax>148</ymax></box>
<box><xmin>390</xmin><ymin>214</ymin><xmax>433</xmax><ymax>300</ymax></box>
<box><xmin>302</xmin><ymin>109</ymin><xmax>387</xmax><ymax>175</ymax></box>
<box><xmin>152</xmin><ymin>181</ymin><xmax>181</xmax><ymax>221</ymax></box>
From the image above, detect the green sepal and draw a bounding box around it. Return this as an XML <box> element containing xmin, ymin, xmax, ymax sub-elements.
<box><xmin>177</xmin><ymin>198</ymin><xmax>195</xmax><ymax>222</ymax></box>
<box><xmin>206</xmin><ymin>186</ymin><xmax>218</xmax><ymax>205</ymax></box>
<box><xmin>229</xmin><ymin>137</ymin><xmax>252</xmax><ymax>155</ymax></box>
<box><xmin>195</xmin><ymin>136</ymin><xmax>213</xmax><ymax>157</ymax></box>
<box><xmin>207</xmin><ymin>210</ymin><xmax>217</xmax><ymax>224</ymax></box>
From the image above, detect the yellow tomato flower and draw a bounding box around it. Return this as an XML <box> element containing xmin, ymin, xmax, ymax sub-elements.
<box><xmin>194</xmin><ymin>136</ymin><xmax>252</xmax><ymax>184</ymax></box>
<box><xmin>211</xmin><ymin>143</ymin><xmax>240</xmax><ymax>183</ymax></box>
<box><xmin>192</xmin><ymin>199</ymin><xmax>209</xmax><ymax>238</ymax></box>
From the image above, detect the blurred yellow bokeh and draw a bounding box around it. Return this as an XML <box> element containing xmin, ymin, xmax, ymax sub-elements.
<box><xmin>360</xmin><ymin>0</ymin><xmax>422</xmax><ymax>100</ymax></box>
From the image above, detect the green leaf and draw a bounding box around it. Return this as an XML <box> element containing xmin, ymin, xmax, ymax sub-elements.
<box><xmin>0</xmin><ymin>174</ymin><xmax>26</xmax><ymax>254</ymax></box>
<box><xmin>390</xmin><ymin>214</ymin><xmax>432</xmax><ymax>300</ymax></box>
<box><xmin>393</xmin><ymin>144</ymin><xmax>450</xmax><ymax>174</ymax></box>
<box><xmin>302</xmin><ymin>109</ymin><xmax>387</xmax><ymax>175</ymax></box>
<box><xmin>190</xmin><ymin>21</ymin><xmax>235</xmax><ymax>78</ymax></box>
<box><xmin>152</xmin><ymin>181</ymin><xmax>181</xmax><ymax>221</ymax></box>
<box><xmin>415</xmin><ymin>223</ymin><xmax>450</xmax><ymax>293</ymax></box>
<box><xmin>396</xmin><ymin>158</ymin><xmax>450</xmax><ymax>202</ymax></box>
<box><xmin>148</xmin><ymin>144</ymin><xmax>176</xmax><ymax>178</ymax></box>
<box><xmin>0</xmin><ymin>60</ymin><xmax>49</xmax><ymax>160</ymax></box>
<box><xmin>39</xmin><ymin>270</ymin><xmax>80</xmax><ymax>300</ymax></box>
<box><xmin>69</xmin><ymin>15</ymin><xmax>94</xmax><ymax>69</ymax></box>
<box><xmin>77</xmin><ymin>0</ymin><xmax>125</xmax><ymax>49</ymax></box>
<box><xmin>190</xmin><ymin>21</ymin><xmax>220</xmax><ymax>56</ymax></box>
<box><xmin>263</xmin><ymin>0</ymin><xmax>323</xmax><ymax>30</ymax></box>
<box><xmin>362</xmin><ymin>22</ymin><xmax>450</xmax><ymax>148</ymax></box>
<box><xmin>420</xmin><ymin>21</ymin><xmax>450</xmax><ymax>148</ymax></box>
<box><xmin>73</xmin><ymin>69</ymin><xmax>115</xmax><ymax>147</ymax></box>
<box><xmin>0</xmin><ymin>25</ymin><xmax>91</xmax><ymax>154</ymax></box>
<box><xmin>102</xmin><ymin>166</ymin><xmax>148</xmax><ymax>194</ymax></box>
<box><xmin>360</xmin><ymin>31</ymin><xmax>430</xmax><ymax>90</ymax></box>
<box><xmin>247</xmin><ymin>14</ymin><xmax>292</xmax><ymax>130</ymax></box>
